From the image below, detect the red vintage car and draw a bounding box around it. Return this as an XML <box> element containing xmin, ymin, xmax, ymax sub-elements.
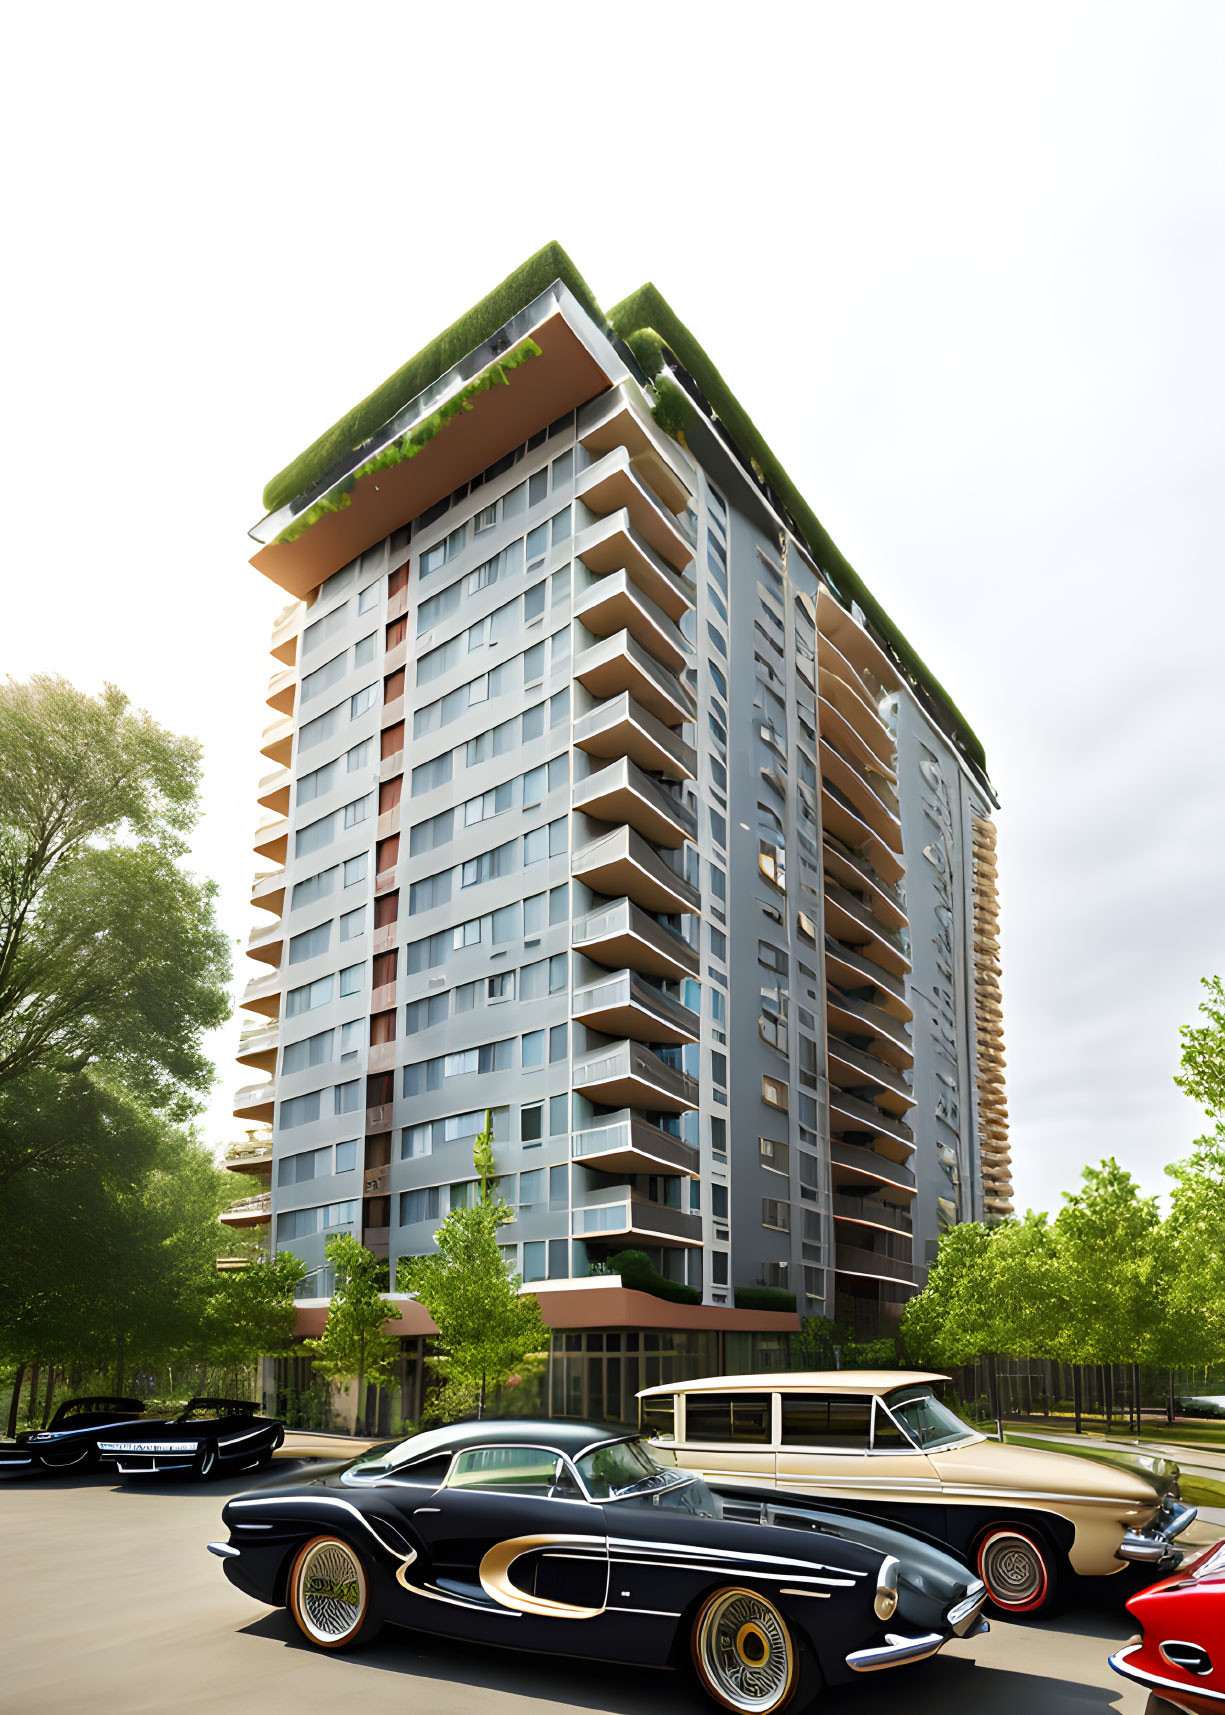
<box><xmin>1110</xmin><ymin>1537</ymin><xmax>1225</xmax><ymax>1713</ymax></box>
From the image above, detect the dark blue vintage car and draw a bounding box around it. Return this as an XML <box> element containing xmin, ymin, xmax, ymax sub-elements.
<box><xmin>0</xmin><ymin>1397</ymin><xmax>147</xmax><ymax>1474</ymax></box>
<box><xmin>209</xmin><ymin>1417</ymin><xmax>987</xmax><ymax>1712</ymax></box>
<box><xmin>98</xmin><ymin>1397</ymin><xmax>284</xmax><ymax>1478</ymax></box>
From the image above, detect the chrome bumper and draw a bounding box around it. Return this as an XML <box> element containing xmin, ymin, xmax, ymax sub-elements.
<box><xmin>1117</xmin><ymin>1500</ymin><xmax>1198</xmax><ymax>1564</ymax></box>
<box><xmin>207</xmin><ymin>1542</ymin><xmax>239</xmax><ymax>1559</ymax></box>
<box><xmin>846</xmin><ymin>1631</ymin><xmax>948</xmax><ymax>1673</ymax></box>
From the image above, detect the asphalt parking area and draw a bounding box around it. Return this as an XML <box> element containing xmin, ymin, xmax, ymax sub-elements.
<box><xmin>2</xmin><ymin>1464</ymin><xmax>1149</xmax><ymax>1713</ymax></box>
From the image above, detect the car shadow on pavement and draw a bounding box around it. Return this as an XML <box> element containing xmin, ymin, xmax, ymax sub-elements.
<box><xmin>0</xmin><ymin>1457</ymin><xmax>321</xmax><ymax>1498</ymax></box>
<box><xmin>237</xmin><ymin>1607</ymin><xmax>1132</xmax><ymax>1715</ymax></box>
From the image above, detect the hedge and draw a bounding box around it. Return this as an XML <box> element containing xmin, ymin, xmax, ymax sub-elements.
<box><xmin>733</xmin><ymin>1286</ymin><xmax>798</xmax><ymax>1313</ymax></box>
<box><xmin>606</xmin><ymin>282</ymin><xmax>987</xmax><ymax>773</ymax></box>
<box><xmin>262</xmin><ymin>240</ymin><xmax>605</xmax><ymax>514</ymax></box>
<box><xmin>604</xmin><ymin>1249</ymin><xmax>701</xmax><ymax>1305</ymax></box>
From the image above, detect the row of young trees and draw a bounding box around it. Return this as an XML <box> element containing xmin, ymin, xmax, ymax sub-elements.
<box><xmin>0</xmin><ymin>676</ymin><xmax>301</xmax><ymax>1429</ymax></box>
<box><xmin>902</xmin><ymin>977</ymin><xmax>1225</xmax><ymax>1377</ymax></box>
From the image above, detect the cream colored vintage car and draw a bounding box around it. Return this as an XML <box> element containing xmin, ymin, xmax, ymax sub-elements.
<box><xmin>638</xmin><ymin>1371</ymin><xmax>1198</xmax><ymax>1617</ymax></box>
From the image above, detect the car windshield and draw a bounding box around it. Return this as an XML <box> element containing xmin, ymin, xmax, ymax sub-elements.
<box><xmin>884</xmin><ymin>1385</ymin><xmax>977</xmax><ymax>1450</ymax></box>
<box><xmin>578</xmin><ymin>1437</ymin><xmax>682</xmax><ymax>1500</ymax></box>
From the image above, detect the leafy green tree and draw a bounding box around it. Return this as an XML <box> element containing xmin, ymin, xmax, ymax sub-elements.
<box><xmin>398</xmin><ymin>1116</ymin><xmax>547</xmax><ymax>1420</ymax></box>
<box><xmin>304</xmin><ymin>1234</ymin><xmax>402</xmax><ymax>1433</ymax></box>
<box><xmin>201</xmin><ymin>1251</ymin><xmax>306</xmax><ymax>1383</ymax></box>
<box><xmin>1164</xmin><ymin>977</ymin><xmax>1225</xmax><ymax>1366</ymax></box>
<box><xmin>0</xmin><ymin>675</ymin><xmax>230</xmax><ymax>1187</ymax></box>
<box><xmin>1175</xmin><ymin>976</ymin><xmax>1225</xmax><ymax>1121</ymax></box>
<box><xmin>1052</xmin><ymin>1159</ymin><xmax>1162</xmax><ymax>1368</ymax></box>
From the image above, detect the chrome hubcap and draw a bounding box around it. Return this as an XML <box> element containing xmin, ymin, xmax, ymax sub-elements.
<box><xmin>698</xmin><ymin>1590</ymin><xmax>791</xmax><ymax>1712</ymax></box>
<box><xmin>983</xmin><ymin>1536</ymin><xmax>1043</xmax><ymax>1604</ymax></box>
<box><xmin>297</xmin><ymin>1541</ymin><xmax>364</xmax><ymax>1642</ymax></box>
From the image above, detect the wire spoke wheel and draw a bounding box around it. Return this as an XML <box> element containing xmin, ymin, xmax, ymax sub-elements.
<box><xmin>291</xmin><ymin>1537</ymin><xmax>369</xmax><ymax>1648</ymax></box>
<box><xmin>978</xmin><ymin>1530</ymin><xmax>1051</xmax><ymax>1612</ymax></box>
<box><xmin>694</xmin><ymin>1587</ymin><xmax>796</xmax><ymax>1713</ymax></box>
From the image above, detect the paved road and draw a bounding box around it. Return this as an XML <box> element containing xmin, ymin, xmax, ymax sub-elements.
<box><xmin>3</xmin><ymin>1464</ymin><xmax>1149</xmax><ymax>1715</ymax></box>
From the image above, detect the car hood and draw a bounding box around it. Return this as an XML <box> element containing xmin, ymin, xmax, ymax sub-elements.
<box><xmin>928</xmin><ymin>1437</ymin><xmax>1163</xmax><ymax>1508</ymax></box>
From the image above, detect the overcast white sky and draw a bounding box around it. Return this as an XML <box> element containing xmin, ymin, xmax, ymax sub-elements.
<box><xmin>3</xmin><ymin>3</ymin><xmax>1222</xmax><ymax>1216</ymax></box>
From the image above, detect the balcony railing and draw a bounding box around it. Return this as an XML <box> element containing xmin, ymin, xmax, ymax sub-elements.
<box><xmin>574</xmin><ymin>570</ymin><xmax>688</xmax><ymax>674</ymax></box>
<box><xmin>253</xmin><ymin>814</ymin><xmax>289</xmax><ymax>864</ymax></box>
<box><xmin>260</xmin><ymin>714</ymin><xmax>293</xmax><ymax>767</ymax></box>
<box><xmin>572</xmin><ymin>897</ymin><xmax>698</xmax><ymax>981</ymax></box>
<box><xmin>829</xmin><ymin>1088</ymin><xmax>915</xmax><ymax>1153</ymax></box>
<box><xmin>233</xmin><ymin>1081</ymin><xmax>275</xmax><ymax>1123</ymax></box>
<box><xmin>823</xmin><ymin>882</ymin><xmax>910</xmax><ymax>978</ymax></box>
<box><xmin>835</xmin><ymin>1244</ymin><xmax>919</xmax><ymax>1286</ymax></box>
<box><xmin>572</xmin><ymin>969</ymin><xmax>699</xmax><ymax>1045</ymax></box>
<box><xmin>832</xmin><ymin>1193</ymin><xmax>914</xmax><ymax>1236</ymax></box>
<box><xmin>826</xmin><ymin>1034</ymin><xmax>915</xmax><ymax>1108</ymax></box>
<box><xmin>820</xmin><ymin>779</ymin><xmax>904</xmax><ymax>887</ymax></box>
<box><xmin>820</xmin><ymin>739</ymin><xmax>902</xmax><ymax>851</ymax></box>
<box><xmin>240</xmin><ymin>969</ymin><xmax>281</xmax><ymax>1020</ymax></box>
<box><xmin>574</xmin><ymin>690</ymin><xmax>696</xmax><ymax>780</ymax></box>
<box><xmin>817</xmin><ymin>657</ymin><xmax>895</xmax><ymax>762</ymax></box>
<box><xmin>572</xmin><ymin>1038</ymin><xmax>699</xmax><ymax>1113</ymax></box>
<box><xmin>257</xmin><ymin>765</ymin><xmax>291</xmax><ymax>815</ymax></box>
<box><xmin>822</xmin><ymin>836</ymin><xmax>906</xmax><ymax>924</ymax></box>
<box><xmin>571</xmin><ymin>1188</ymin><xmax>702</xmax><ymax>1247</ymax></box>
<box><xmin>572</xmin><ymin>824</ymin><xmax>700</xmax><ymax>917</ymax></box>
<box><xmin>577</xmin><ymin>448</ymin><xmax>695</xmax><ymax>573</ymax></box>
<box><xmin>571</xmin><ymin>1109</ymin><xmax>699</xmax><ymax>1177</ymax></box>
<box><xmin>825</xmin><ymin>984</ymin><xmax>913</xmax><ymax>1062</ymax></box>
<box><xmin>219</xmin><ymin>1191</ymin><xmax>272</xmax><ymax>1227</ymax></box>
<box><xmin>573</xmin><ymin>628</ymin><xmax>694</xmax><ymax>725</ymax></box>
<box><xmin>575</xmin><ymin>507</ymin><xmax>695</xmax><ymax>619</ymax></box>
<box><xmin>824</xmin><ymin>935</ymin><xmax>909</xmax><ymax>1010</ymax></box>
<box><xmin>251</xmin><ymin>868</ymin><xmax>286</xmax><ymax>915</ymax></box>
<box><xmin>572</xmin><ymin>756</ymin><xmax>697</xmax><ymax>849</ymax></box>
<box><xmin>269</xmin><ymin>600</ymin><xmax>303</xmax><ymax>666</ymax></box>
<box><xmin>578</xmin><ymin>387</ymin><xmax>697</xmax><ymax>517</ymax></box>
<box><xmin>830</xmin><ymin>1140</ymin><xmax>916</xmax><ymax>1195</ymax></box>
<box><xmin>246</xmin><ymin>918</ymin><xmax>284</xmax><ymax>968</ymax></box>
<box><xmin>266</xmin><ymin>667</ymin><xmax>296</xmax><ymax>716</ymax></box>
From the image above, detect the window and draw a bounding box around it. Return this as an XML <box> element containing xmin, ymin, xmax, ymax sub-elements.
<box><xmin>709</xmin><ymin>927</ymin><xmax>727</xmax><ymax>961</ymax></box>
<box><xmin>758</xmin><ymin>940</ymin><xmax>789</xmax><ymax>976</ymax></box>
<box><xmin>334</xmin><ymin>1080</ymin><xmax>361</xmax><ymax>1115</ymax></box>
<box><xmin>780</xmin><ymin>1395</ymin><xmax>871</xmax><ymax>1450</ymax></box>
<box><xmin>277</xmin><ymin>1207</ymin><xmax>318</xmax><ymax>1241</ymax></box>
<box><xmin>404</xmin><ymin>993</ymin><xmax>448</xmax><ymax>1035</ymax></box>
<box><xmin>297</xmin><ymin>759</ymin><xmax>336</xmax><ymax>806</ymax></box>
<box><xmin>521</xmin><ymin>1030</ymin><xmax>544</xmax><ymax>1068</ymax></box>
<box><xmin>412</xmin><ymin>751</ymin><xmax>452</xmax><ymax>796</ymax></box>
<box><xmin>762</xmin><ymin>1074</ymin><xmax>789</xmax><ymax>1111</ymax></box>
<box><xmin>347</xmin><ymin>737</ymin><xmax>373</xmax><ymax>772</ymax></box>
<box><xmin>291</xmin><ymin>866</ymin><xmax>337</xmax><ymax>910</ymax></box>
<box><xmin>358</xmin><ymin>579</ymin><xmax>381</xmax><ymax>613</ymax></box>
<box><xmin>299</xmin><ymin>701</ymin><xmax>344</xmax><ymax>753</ymax></box>
<box><xmin>286</xmin><ymin>975</ymin><xmax>333</xmax><ymax>1017</ymax></box>
<box><xmin>519</xmin><ymin>1168</ymin><xmax>545</xmax><ymax>1207</ymax></box>
<box><xmin>278</xmin><ymin>1144</ymin><xmax>330</xmax><ymax>1186</ymax></box>
<box><xmin>302</xmin><ymin>650</ymin><xmax>347</xmax><ymax>705</ymax></box>
<box><xmin>279</xmin><ymin>1090</ymin><xmax>322</xmax><ymax>1130</ymax></box>
<box><xmin>711</xmin><ymin>1184</ymin><xmax>729</xmax><ymax>1220</ymax></box>
<box><xmin>303</xmin><ymin>601</ymin><xmax>349</xmax><ymax>656</ymax></box>
<box><xmin>684</xmin><ymin>1393</ymin><xmax>771</xmax><ymax>1444</ymax></box>
<box><xmin>354</xmin><ymin>632</ymin><xmax>376</xmax><ymax>668</ymax></box>
<box><xmin>339</xmin><ymin>963</ymin><xmax>364</xmax><ymax>997</ymax></box>
<box><xmin>288</xmin><ymin>922</ymin><xmax>331</xmax><ymax>965</ymax></box>
<box><xmin>488</xmin><ymin>971</ymin><xmax>513</xmax><ymax>1001</ymax></box>
<box><xmin>520</xmin><ymin>1103</ymin><xmax>543</xmax><ymax>1142</ymax></box>
<box><xmin>400</xmin><ymin>1186</ymin><xmax>440</xmax><ymax>1225</ymax></box>
<box><xmin>295</xmin><ymin>813</ymin><xmax>335</xmax><ymax>858</ymax></box>
<box><xmin>762</xmin><ymin>1198</ymin><xmax>790</xmax><ymax>1231</ymax></box>
<box><xmin>711</xmin><ymin>1116</ymin><xmax>727</xmax><ymax>1159</ymax></box>
<box><xmin>549</xmin><ymin>1023</ymin><xmax>567</xmax><ymax>1063</ymax></box>
<box><xmin>446</xmin><ymin>1445</ymin><xmax>563</xmax><ymax>1496</ymax></box>
<box><xmin>410</xmin><ymin>870</ymin><xmax>453</xmax><ymax>915</ymax></box>
<box><xmin>343</xmin><ymin>794</ymin><xmax>372</xmax><ymax>829</ymax></box>
<box><xmin>282</xmin><ymin>1029</ymin><xmax>333</xmax><ymax>1075</ymax></box>
<box><xmin>322</xmin><ymin>1200</ymin><xmax>357</xmax><ymax>1229</ymax></box>
<box><xmin>344</xmin><ymin>852</ymin><xmax>368</xmax><ymax>887</ymax></box>
<box><xmin>761</xmin><ymin>1137</ymin><xmax>790</xmax><ymax>1175</ymax></box>
<box><xmin>340</xmin><ymin>1019</ymin><xmax>362</xmax><ymax>1059</ymax></box>
<box><xmin>351</xmin><ymin>684</ymin><xmax>377</xmax><ymax>719</ymax></box>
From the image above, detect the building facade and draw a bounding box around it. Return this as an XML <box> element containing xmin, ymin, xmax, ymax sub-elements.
<box><xmin>225</xmin><ymin>247</ymin><xmax>1012</xmax><ymax>1414</ymax></box>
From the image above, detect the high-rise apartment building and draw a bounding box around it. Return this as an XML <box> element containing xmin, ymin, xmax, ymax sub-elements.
<box><xmin>224</xmin><ymin>245</ymin><xmax>1011</xmax><ymax>1418</ymax></box>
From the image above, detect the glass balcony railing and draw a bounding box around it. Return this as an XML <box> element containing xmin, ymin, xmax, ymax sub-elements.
<box><xmin>830</xmin><ymin>1140</ymin><xmax>916</xmax><ymax>1195</ymax></box>
<box><xmin>571</xmin><ymin>1109</ymin><xmax>699</xmax><ymax>1176</ymax></box>
<box><xmin>572</xmin><ymin>1038</ymin><xmax>699</xmax><ymax>1113</ymax></box>
<box><xmin>572</xmin><ymin>897</ymin><xmax>698</xmax><ymax>981</ymax></box>
<box><xmin>572</xmin><ymin>968</ymin><xmax>700</xmax><ymax>1045</ymax></box>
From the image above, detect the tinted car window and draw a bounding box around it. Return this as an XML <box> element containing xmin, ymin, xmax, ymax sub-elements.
<box><xmin>685</xmin><ymin>1393</ymin><xmax>771</xmax><ymax>1443</ymax></box>
<box><xmin>779</xmin><ymin>1394</ymin><xmax>870</xmax><ymax>1449</ymax></box>
<box><xmin>640</xmin><ymin>1395</ymin><xmax>676</xmax><ymax>1439</ymax></box>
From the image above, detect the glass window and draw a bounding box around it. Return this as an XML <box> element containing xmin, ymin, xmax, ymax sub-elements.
<box><xmin>522</xmin><ymin>1241</ymin><xmax>546</xmax><ymax>1282</ymax></box>
<box><xmin>282</xmin><ymin>1029</ymin><xmax>333</xmax><ymax>1075</ymax></box>
<box><xmin>872</xmin><ymin>1399</ymin><xmax>908</xmax><ymax>1450</ymax></box>
<box><xmin>350</xmin><ymin>684</ymin><xmax>377</xmax><ymax>719</ymax></box>
<box><xmin>684</xmin><ymin>1393</ymin><xmax>771</xmax><ymax>1444</ymax></box>
<box><xmin>445</xmin><ymin>1444</ymin><xmax>566</xmax><ymax>1496</ymax></box>
<box><xmin>288</xmin><ymin>921</ymin><xmax>331</xmax><ymax>965</ymax></box>
<box><xmin>354</xmin><ymin>632</ymin><xmax>376</xmax><ymax>668</ymax></box>
<box><xmin>780</xmin><ymin>1395</ymin><xmax>871</xmax><ymax>1450</ymax></box>
<box><xmin>522</xmin><ymin>1030</ymin><xmax>545</xmax><ymax>1067</ymax></box>
<box><xmin>339</xmin><ymin>963</ymin><xmax>364</xmax><ymax>997</ymax></box>
<box><xmin>358</xmin><ymin>580</ymin><xmax>381</xmax><ymax>613</ymax></box>
<box><xmin>344</xmin><ymin>852</ymin><xmax>368</xmax><ymax>886</ymax></box>
<box><xmin>577</xmin><ymin>1438</ymin><xmax>664</xmax><ymax>1499</ymax></box>
<box><xmin>335</xmin><ymin>1139</ymin><xmax>357</xmax><ymax>1173</ymax></box>
<box><xmin>640</xmin><ymin>1395</ymin><xmax>676</xmax><ymax>1440</ymax></box>
<box><xmin>883</xmin><ymin>1386</ymin><xmax>975</xmax><ymax>1450</ymax></box>
<box><xmin>286</xmin><ymin>974</ymin><xmax>333</xmax><ymax>1017</ymax></box>
<box><xmin>279</xmin><ymin>1090</ymin><xmax>322</xmax><ymax>1130</ymax></box>
<box><xmin>340</xmin><ymin>906</ymin><xmax>366</xmax><ymax>942</ymax></box>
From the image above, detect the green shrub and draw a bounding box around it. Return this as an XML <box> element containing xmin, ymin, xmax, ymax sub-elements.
<box><xmin>604</xmin><ymin>1249</ymin><xmax>701</xmax><ymax>1305</ymax></box>
<box><xmin>625</xmin><ymin>326</ymin><xmax>665</xmax><ymax>378</ymax></box>
<box><xmin>734</xmin><ymin>1287</ymin><xmax>797</xmax><ymax>1313</ymax></box>
<box><xmin>651</xmin><ymin>376</ymin><xmax>691</xmax><ymax>440</ymax></box>
<box><xmin>263</xmin><ymin>240</ymin><xmax>603</xmax><ymax>513</ymax></box>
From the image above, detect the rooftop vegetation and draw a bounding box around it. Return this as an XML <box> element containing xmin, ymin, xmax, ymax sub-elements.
<box><xmin>262</xmin><ymin>241</ymin><xmax>602</xmax><ymax>514</ymax></box>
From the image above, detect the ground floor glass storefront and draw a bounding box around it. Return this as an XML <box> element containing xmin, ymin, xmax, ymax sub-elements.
<box><xmin>548</xmin><ymin>1329</ymin><xmax>792</xmax><ymax>1424</ymax></box>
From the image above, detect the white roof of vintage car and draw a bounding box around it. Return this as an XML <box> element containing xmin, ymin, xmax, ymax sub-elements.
<box><xmin>637</xmin><ymin>1370</ymin><xmax>949</xmax><ymax>1398</ymax></box>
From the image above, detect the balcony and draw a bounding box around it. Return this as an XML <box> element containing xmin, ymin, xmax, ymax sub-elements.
<box><xmin>817</xmin><ymin>584</ymin><xmax>900</xmax><ymax>699</ymax></box>
<box><xmin>820</xmin><ymin>780</ymin><xmax>904</xmax><ymax>887</ymax></box>
<box><xmin>572</xmin><ymin>969</ymin><xmax>700</xmax><ymax>1045</ymax></box>
<box><xmin>257</xmin><ymin>765</ymin><xmax>291</xmax><ymax>816</ymax></box>
<box><xmin>820</xmin><ymin>741</ymin><xmax>902</xmax><ymax>854</ymax></box>
<box><xmin>574</xmin><ymin>691</ymin><xmax>695</xmax><ymax>780</ymax></box>
<box><xmin>575</xmin><ymin>508</ymin><xmax>694</xmax><ymax>620</ymax></box>
<box><xmin>830</xmin><ymin>1140</ymin><xmax>916</xmax><ymax>1198</ymax></box>
<box><xmin>572</xmin><ymin>898</ymin><xmax>698</xmax><ymax>981</ymax></box>
<box><xmin>572</xmin><ymin>756</ymin><xmax>696</xmax><ymax>849</ymax></box>
<box><xmin>572</xmin><ymin>1039</ymin><xmax>699</xmax><ymax>1113</ymax></box>
<box><xmin>266</xmin><ymin>667</ymin><xmax>296</xmax><ymax>716</ymax></box>
<box><xmin>233</xmin><ymin>1080</ymin><xmax>275</xmax><ymax>1124</ymax></box>
<box><xmin>818</xmin><ymin>690</ymin><xmax>898</xmax><ymax>794</ymax></box>
<box><xmin>571</xmin><ymin>1110</ymin><xmax>699</xmax><ymax>1177</ymax></box>
<box><xmin>573</xmin><ymin>628</ymin><xmax>694</xmax><ymax>725</ymax></box>
<box><xmin>826</xmin><ymin>1034</ymin><xmax>915</xmax><ymax>1112</ymax></box>
<box><xmin>835</xmin><ymin>1244</ymin><xmax>919</xmax><ymax>1288</ymax></box>
<box><xmin>240</xmin><ymin>969</ymin><xmax>281</xmax><ymax>1020</ymax></box>
<box><xmin>219</xmin><ymin>1192</ymin><xmax>272</xmax><ymax>1229</ymax></box>
<box><xmin>816</xmin><ymin>652</ymin><xmax>895</xmax><ymax>762</ymax></box>
<box><xmin>246</xmin><ymin>918</ymin><xmax>283</xmax><ymax>969</ymax></box>
<box><xmin>366</xmin><ymin>1102</ymin><xmax>394</xmax><ymax>1132</ymax></box>
<box><xmin>824</xmin><ymin>935</ymin><xmax>910</xmax><ymax>1013</ymax></box>
<box><xmin>269</xmin><ymin>600</ymin><xmax>303</xmax><ymax>666</ymax></box>
<box><xmin>821</xmin><ymin>839</ymin><xmax>906</xmax><ymax>933</ymax></box>
<box><xmin>829</xmin><ymin>1089</ymin><xmax>915</xmax><ymax>1159</ymax></box>
<box><xmin>576</xmin><ymin>449</ymin><xmax>695</xmax><ymax>574</ymax></box>
<box><xmin>363</xmin><ymin>1162</ymin><xmax>391</xmax><ymax>1197</ymax></box>
<box><xmin>823</xmin><ymin>883</ymin><xmax>910</xmax><ymax>980</ymax></box>
<box><xmin>574</xmin><ymin>570</ymin><xmax>688</xmax><ymax>673</ymax></box>
<box><xmin>571</xmin><ymin>1189</ymin><xmax>702</xmax><ymax>1248</ymax></box>
<box><xmin>253</xmin><ymin>813</ymin><xmax>289</xmax><ymax>865</ymax></box>
<box><xmin>825</xmin><ymin>984</ymin><xmax>913</xmax><ymax>1066</ymax></box>
<box><xmin>251</xmin><ymin>867</ymin><xmax>286</xmax><ymax>916</ymax></box>
<box><xmin>832</xmin><ymin>1194</ymin><xmax>914</xmax><ymax>1236</ymax></box>
<box><xmin>260</xmin><ymin>714</ymin><xmax>293</xmax><ymax>767</ymax></box>
<box><xmin>571</xmin><ymin>825</ymin><xmax>700</xmax><ymax>916</ymax></box>
<box><xmin>236</xmin><ymin>1019</ymin><xmax>279</xmax><ymax>1073</ymax></box>
<box><xmin>224</xmin><ymin>1141</ymin><xmax>273</xmax><ymax>1177</ymax></box>
<box><xmin>578</xmin><ymin>388</ymin><xmax>697</xmax><ymax>516</ymax></box>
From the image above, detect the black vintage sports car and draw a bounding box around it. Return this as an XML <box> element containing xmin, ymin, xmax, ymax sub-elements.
<box><xmin>209</xmin><ymin>1418</ymin><xmax>988</xmax><ymax>1712</ymax></box>
<box><xmin>0</xmin><ymin>1397</ymin><xmax>147</xmax><ymax>1474</ymax></box>
<box><xmin>98</xmin><ymin>1397</ymin><xmax>284</xmax><ymax>1479</ymax></box>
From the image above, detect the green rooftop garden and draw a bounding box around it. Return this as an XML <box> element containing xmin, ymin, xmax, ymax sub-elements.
<box><xmin>259</xmin><ymin>241</ymin><xmax>986</xmax><ymax>772</ymax></box>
